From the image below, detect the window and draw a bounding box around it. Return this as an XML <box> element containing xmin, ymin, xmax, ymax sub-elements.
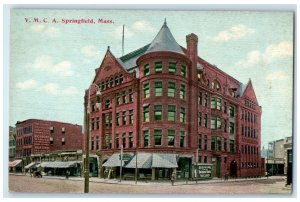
<box><xmin>180</xmin><ymin>131</ymin><xmax>185</xmax><ymax>147</ymax></box>
<box><xmin>119</xmin><ymin>75</ymin><xmax>123</xmax><ymax>84</ymax></box>
<box><xmin>91</xmin><ymin>137</ymin><xmax>94</xmax><ymax>150</ymax></box>
<box><xmin>91</xmin><ymin>118</ymin><xmax>95</xmax><ymax>130</ymax></box>
<box><xmin>122</xmin><ymin>91</ymin><xmax>126</xmax><ymax>104</ymax></box>
<box><xmin>144</xmin><ymin>64</ymin><xmax>150</xmax><ymax>76</ymax></box>
<box><xmin>105</xmin><ymin>134</ymin><xmax>111</xmax><ymax>149</ymax></box>
<box><xmin>116</xmin><ymin>113</ymin><xmax>120</xmax><ymax>126</ymax></box>
<box><xmin>115</xmin><ymin>76</ymin><xmax>119</xmax><ymax>86</ymax></box>
<box><xmin>217</xmin><ymin>98</ymin><xmax>221</xmax><ymax>110</ymax></box>
<box><xmin>144</xmin><ymin>83</ymin><xmax>150</xmax><ymax>98</ymax></box>
<box><xmin>230</xmin><ymin>122</ymin><xmax>235</xmax><ymax>134</ymax></box>
<box><xmin>204</xmin><ymin>135</ymin><xmax>208</xmax><ymax>150</ymax></box>
<box><xmin>154</xmin><ymin>105</ymin><xmax>163</xmax><ymax>121</ymax></box>
<box><xmin>204</xmin><ymin>114</ymin><xmax>208</xmax><ymax>128</ymax></box>
<box><xmin>230</xmin><ymin>106</ymin><xmax>235</xmax><ymax>117</ymax></box>
<box><xmin>155</xmin><ymin>81</ymin><xmax>163</xmax><ymax>96</ymax></box>
<box><xmin>122</xmin><ymin>111</ymin><xmax>126</xmax><ymax>125</ymax></box>
<box><xmin>129</xmin><ymin>110</ymin><xmax>133</xmax><ymax>124</ymax></box>
<box><xmin>109</xmin><ymin>78</ymin><xmax>114</xmax><ymax>87</ymax></box>
<box><xmin>106</xmin><ymin>80</ymin><xmax>109</xmax><ymax>88</ymax></box>
<box><xmin>204</xmin><ymin>156</ymin><xmax>208</xmax><ymax>163</ymax></box>
<box><xmin>167</xmin><ymin>130</ymin><xmax>175</xmax><ymax>146</ymax></box>
<box><xmin>224</xmin><ymin>138</ymin><xmax>227</xmax><ymax>152</ymax></box>
<box><xmin>105</xmin><ymin>114</ymin><xmax>112</xmax><ymax>128</ymax></box>
<box><xmin>204</xmin><ymin>93</ymin><xmax>208</xmax><ymax>107</ymax></box>
<box><xmin>115</xmin><ymin>135</ymin><xmax>119</xmax><ymax>148</ymax></box>
<box><xmin>122</xmin><ymin>133</ymin><xmax>126</xmax><ymax>148</ymax></box>
<box><xmin>180</xmin><ymin>107</ymin><xmax>186</xmax><ymax>123</ymax></box>
<box><xmin>181</xmin><ymin>65</ymin><xmax>187</xmax><ymax>77</ymax></box>
<box><xmin>168</xmin><ymin>82</ymin><xmax>176</xmax><ymax>97</ymax></box>
<box><xmin>198</xmin><ymin>112</ymin><xmax>202</xmax><ymax>127</ymax></box>
<box><xmin>217</xmin><ymin>117</ymin><xmax>221</xmax><ymax>129</ymax></box>
<box><xmin>211</xmin><ymin>136</ymin><xmax>216</xmax><ymax>151</ymax></box>
<box><xmin>129</xmin><ymin>132</ymin><xmax>133</xmax><ymax>148</ymax></box>
<box><xmin>211</xmin><ymin>97</ymin><xmax>216</xmax><ymax>109</ymax></box>
<box><xmin>154</xmin><ymin>129</ymin><xmax>162</xmax><ymax>146</ymax></box>
<box><xmin>211</xmin><ymin>81</ymin><xmax>215</xmax><ymax>89</ymax></box>
<box><xmin>169</xmin><ymin>62</ymin><xmax>176</xmax><ymax>74</ymax></box>
<box><xmin>96</xmin><ymin>117</ymin><xmax>100</xmax><ymax>129</ymax></box>
<box><xmin>129</xmin><ymin>89</ymin><xmax>134</xmax><ymax>102</ymax></box>
<box><xmin>199</xmin><ymin>92</ymin><xmax>202</xmax><ymax>105</ymax></box>
<box><xmin>217</xmin><ymin>137</ymin><xmax>222</xmax><ymax>151</ymax></box>
<box><xmin>230</xmin><ymin>140</ymin><xmax>235</xmax><ymax>153</ymax></box>
<box><xmin>101</xmin><ymin>81</ymin><xmax>105</xmax><ymax>91</ymax></box>
<box><xmin>180</xmin><ymin>84</ymin><xmax>186</xmax><ymax>99</ymax></box>
<box><xmin>216</xmin><ymin>83</ymin><xmax>220</xmax><ymax>92</ymax></box>
<box><xmin>198</xmin><ymin>134</ymin><xmax>202</xmax><ymax>149</ymax></box>
<box><xmin>143</xmin><ymin>106</ymin><xmax>150</xmax><ymax>122</ymax></box>
<box><xmin>105</xmin><ymin>99</ymin><xmax>110</xmax><ymax>108</ymax></box>
<box><xmin>50</xmin><ymin>137</ymin><xmax>53</xmax><ymax>144</ymax></box>
<box><xmin>211</xmin><ymin>116</ymin><xmax>216</xmax><ymax>129</ymax></box>
<box><xmin>168</xmin><ymin>105</ymin><xmax>176</xmax><ymax>121</ymax></box>
<box><xmin>155</xmin><ymin>61</ymin><xmax>163</xmax><ymax>73</ymax></box>
<box><xmin>143</xmin><ymin>130</ymin><xmax>149</xmax><ymax>147</ymax></box>
<box><xmin>116</xmin><ymin>93</ymin><xmax>120</xmax><ymax>105</ymax></box>
<box><xmin>96</xmin><ymin>136</ymin><xmax>99</xmax><ymax>150</ymax></box>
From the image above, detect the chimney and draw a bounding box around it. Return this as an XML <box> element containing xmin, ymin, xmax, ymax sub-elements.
<box><xmin>186</xmin><ymin>33</ymin><xmax>198</xmax><ymax>80</ymax></box>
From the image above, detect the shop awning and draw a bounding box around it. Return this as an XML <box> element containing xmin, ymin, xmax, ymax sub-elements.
<box><xmin>152</xmin><ymin>153</ymin><xmax>178</xmax><ymax>168</ymax></box>
<box><xmin>125</xmin><ymin>153</ymin><xmax>152</xmax><ymax>169</ymax></box>
<box><xmin>40</xmin><ymin>161</ymin><xmax>80</xmax><ymax>168</ymax></box>
<box><xmin>103</xmin><ymin>153</ymin><xmax>133</xmax><ymax>167</ymax></box>
<box><xmin>24</xmin><ymin>162</ymin><xmax>40</xmax><ymax>169</ymax></box>
<box><xmin>9</xmin><ymin>159</ymin><xmax>22</xmax><ymax>168</ymax></box>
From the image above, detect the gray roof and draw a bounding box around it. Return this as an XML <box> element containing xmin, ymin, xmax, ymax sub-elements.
<box><xmin>145</xmin><ymin>21</ymin><xmax>184</xmax><ymax>54</ymax></box>
<box><xmin>125</xmin><ymin>153</ymin><xmax>152</xmax><ymax>169</ymax></box>
<box><xmin>24</xmin><ymin>162</ymin><xmax>39</xmax><ymax>169</ymax></box>
<box><xmin>40</xmin><ymin>161</ymin><xmax>80</xmax><ymax>168</ymax></box>
<box><xmin>239</xmin><ymin>82</ymin><xmax>247</xmax><ymax>96</ymax></box>
<box><xmin>152</xmin><ymin>153</ymin><xmax>178</xmax><ymax>168</ymax></box>
<box><xmin>103</xmin><ymin>153</ymin><xmax>133</xmax><ymax>167</ymax></box>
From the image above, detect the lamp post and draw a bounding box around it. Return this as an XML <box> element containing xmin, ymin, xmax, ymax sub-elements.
<box><xmin>84</xmin><ymin>83</ymin><xmax>101</xmax><ymax>193</ymax></box>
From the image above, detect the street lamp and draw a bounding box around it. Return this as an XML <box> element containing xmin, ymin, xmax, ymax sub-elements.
<box><xmin>84</xmin><ymin>83</ymin><xmax>101</xmax><ymax>193</ymax></box>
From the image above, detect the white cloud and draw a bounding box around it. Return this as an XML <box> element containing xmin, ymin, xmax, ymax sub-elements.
<box><xmin>266</xmin><ymin>71</ymin><xmax>289</xmax><ymax>81</ymax></box>
<box><xmin>61</xmin><ymin>86</ymin><xmax>79</xmax><ymax>96</ymax></box>
<box><xmin>39</xmin><ymin>83</ymin><xmax>59</xmax><ymax>95</ymax></box>
<box><xmin>33</xmin><ymin>55</ymin><xmax>74</xmax><ymax>77</ymax></box>
<box><xmin>264</xmin><ymin>41</ymin><xmax>293</xmax><ymax>60</ymax></box>
<box><xmin>212</xmin><ymin>24</ymin><xmax>255</xmax><ymax>42</ymax></box>
<box><xmin>236</xmin><ymin>41</ymin><xmax>293</xmax><ymax>68</ymax></box>
<box><xmin>132</xmin><ymin>20</ymin><xmax>155</xmax><ymax>32</ymax></box>
<box><xmin>29</xmin><ymin>25</ymin><xmax>60</xmax><ymax>37</ymax></box>
<box><xmin>16</xmin><ymin>79</ymin><xmax>38</xmax><ymax>90</ymax></box>
<box><xmin>81</xmin><ymin>45</ymin><xmax>100</xmax><ymax>58</ymax></box>
<box><xmin>113</xmin><ymin>20</ymin><xmax>155</xmax><ymax>39</ymax></box>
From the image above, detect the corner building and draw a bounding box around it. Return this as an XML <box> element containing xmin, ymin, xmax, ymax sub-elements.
<box><xmin>85</xmin><ymin>21</ymin><xmax>263</xmax><ymax>180</ymax></box>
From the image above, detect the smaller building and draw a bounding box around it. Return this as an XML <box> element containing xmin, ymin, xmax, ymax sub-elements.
<box><xmin>14</xmin><ymin>119</ymin><xmax>83</xmax><ymax>174</ymax></box>
<box><xmin>9</xmin><ymin>126</ymin><xmax>16</xmax><ymax>160</ymax></box>
<box><xmin>264</xmin><ymin>136</ymin><xmax>292</xmax><ymax>176</ymax></box>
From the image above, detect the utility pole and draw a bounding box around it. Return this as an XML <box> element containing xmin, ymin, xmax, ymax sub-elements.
<box><xmin>120</xmin><ymin>146</ymin><xmax>123</xmax><ymax>182</ymax></box>
<box><xmin>135</xmin><ymin>148</ymin><xmax>138</xmax><ymax>184</ymax></box>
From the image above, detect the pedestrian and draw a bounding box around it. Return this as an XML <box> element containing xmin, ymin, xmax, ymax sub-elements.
<box><xmin>224</xmin><ymin>172</ymin><xmax>229</xmax><ymax>181</ymax></box>
<box><xmin>171</xmin><ymin>171</ymin><xmax>176</xmax><ymax>186</ymax></box>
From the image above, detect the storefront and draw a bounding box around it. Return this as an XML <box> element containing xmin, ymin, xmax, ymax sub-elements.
<box><xmin>40</xmin><ymin>161</ymin><xmax>81</xmax><ymax>176</ymax></box>
<box><xmin>9</xmin><ymin>159</ymin><xmax>22</xmax><ymax>173</ymax></box>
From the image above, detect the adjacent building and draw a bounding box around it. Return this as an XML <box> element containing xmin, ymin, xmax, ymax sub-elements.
<box><xmin>9</xmin><ymin>126</ymin><xmax>16</xmax><ymax>160</ymax></box>
<box><xmin>84</xmin><ymin>21</ymin><xmax>263</xmax><ymax>180</ymax></box>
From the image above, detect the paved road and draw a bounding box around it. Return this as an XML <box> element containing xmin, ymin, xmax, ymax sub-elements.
<box><xmin>8</xmin><ymin>174</ymin><xmax>291</xmax><ymax>195</ymax></box>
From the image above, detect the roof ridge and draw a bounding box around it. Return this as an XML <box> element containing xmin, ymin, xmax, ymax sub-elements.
<box><xmin>119</xmin><ymin>44</ymin><xmax>150</xmax><ymax>62</ymax></box>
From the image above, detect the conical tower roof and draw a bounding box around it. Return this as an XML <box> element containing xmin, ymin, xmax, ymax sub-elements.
<box><xmin>146</xmin><ymin>19</ymin><xmax>184</xmax><ymax>54</ymax></box>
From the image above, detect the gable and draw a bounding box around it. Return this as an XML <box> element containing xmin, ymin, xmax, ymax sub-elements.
<box><xmin>93</xmin><ymin>50</ymin><xmax>134</xmax><ymax>85</ymax></box>
<box><xmin>241</xmin><ymin>80</ymin><xmax>259</xmax><ymax>105</ymax></box>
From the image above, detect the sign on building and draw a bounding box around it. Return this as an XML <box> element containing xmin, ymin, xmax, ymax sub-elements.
<box><xmin>194</xmin><ymin>163</ymin><xmax>213</xmax><ymax>180</ymax></box>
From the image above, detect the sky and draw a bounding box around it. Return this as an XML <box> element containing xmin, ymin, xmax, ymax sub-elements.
<box><xmin>8</xmin><ymin>9</ymin><xmax>294</xmax><ymax>149</ymax></box>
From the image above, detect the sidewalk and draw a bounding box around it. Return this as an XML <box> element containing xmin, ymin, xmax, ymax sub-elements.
<box><xmin>37</xmin><ymin>174</ymin><xmax>286</xmax><ymax>186</ymax></box>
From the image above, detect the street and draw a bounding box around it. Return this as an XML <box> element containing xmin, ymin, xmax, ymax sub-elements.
<box><xmin>8</xmin><ymin>174</ymin><xmax>291</xmax><ymax>195</ymax></box>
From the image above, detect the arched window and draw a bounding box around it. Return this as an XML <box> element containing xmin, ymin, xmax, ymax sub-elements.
<box><xmin>115</xmin><ymin>75</ymin><xmax>119</xmax><ymax>85</ymax></box>
<box><xmin>119</xmin><ymin>74</ymin><xmax>123</xmax><ymax>84</ymax></box>
<box><xmin>109</xmin><ymin>78</ymin><xmax>114</xmax><ymax>87</ymax></box>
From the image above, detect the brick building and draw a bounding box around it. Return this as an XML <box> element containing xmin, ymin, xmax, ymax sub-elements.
<box><xmin>9</xmin><ymin>126</ymin><xmax>16</xmax><ymax>160</ymax></box>
<box><xmin>84</xmin><ymin>21</ymin><xmax>263</xmax><ymax>180</ymax></box>
<box><xmin>15</xmin><ymin>119</ymin><xmax>83</xmax><ymax>159</ymax></box>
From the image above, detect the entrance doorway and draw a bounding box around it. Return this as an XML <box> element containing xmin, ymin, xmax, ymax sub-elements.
<box><xmin>212</xmin><ymin>157</ymin><xmax>221</xmax><ymax>178</ymax></box>
<box><xmin>230</xmin><ymin>160</ymin><xmax>237</xmax><ymax>178</ymax></box>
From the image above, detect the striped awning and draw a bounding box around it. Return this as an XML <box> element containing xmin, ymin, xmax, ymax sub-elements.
<box><xmin>9</xmin><ymin>159</ymin><xmax>22</xmax><ymax>167</ymax></box>
<box><xmin>152</xmin><ymin>153</ymin><xmax>178</xmax><ymax>168</ymax></box>
<box><xmin>103</xmin><ymin>153</ymin><xmax>133</xmax><ymax>167</ymax></box>
<box><xmin>125</xmin><ymin>153</ymin><xmax>152</xmax><ymax>169</ymax></box>
<box><xmin>40</xmin><ymin>161</ymin><xmax>80</xmax><ymax>168</ymax></box>
<box><xmin>24</xmin><ymin>162</ymin><xmax>40</xmax><ymax>169</ymax></box>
